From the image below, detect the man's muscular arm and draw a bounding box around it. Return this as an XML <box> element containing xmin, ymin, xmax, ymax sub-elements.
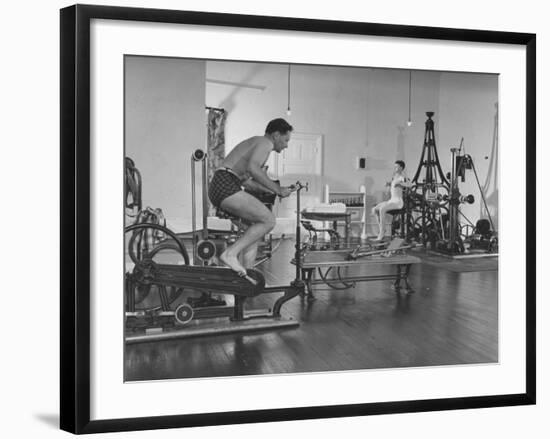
<box><xmin>242</xmin><ymin>178</ymin><xmax>274</xmax><ymax>193</ymax></box>
<box><xmin>246</xmin><ymin>140</ymin><xmax>284</xmax><ymax>195</ymax></box>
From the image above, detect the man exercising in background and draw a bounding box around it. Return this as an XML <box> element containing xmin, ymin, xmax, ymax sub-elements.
<box><xmin>208</xmin><ymin>118</ymin><xmax>294</xmax><ymax>276</ymax></box>
<box><xmin>372</xmin><ymin>160</ymin><xmax>412</xmax><ymax>241</ymax></box>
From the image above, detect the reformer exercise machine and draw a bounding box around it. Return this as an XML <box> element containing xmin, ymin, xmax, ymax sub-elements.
<box><xmin>296</xmin><ymin>237</ymin><xmax>420</xmax><ymax>300</ymax></box>
<box><xmin>300</xmin><ymin>220</ymin><xmax>341</xmax><ymax>250</ymax></box>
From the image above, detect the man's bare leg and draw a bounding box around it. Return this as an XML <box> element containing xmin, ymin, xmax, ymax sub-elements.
<box><xmin>221</xmin><ymin>226</ymin><xmax>271</xmax><ymax>274</ymax></box>
<box><xmin>232</xmin><ymin>223</ymin><xmax>259</xmax><ymax>269</ymax></box>
<box><xmin>218</xmin><ymin>191</ymin><xmax>275</xmax><ymax>274</ymax></box>
<box><xmin>241</xmin><ymin>243</ymin><xmax>259</xmax><ymax>269</ymax></box>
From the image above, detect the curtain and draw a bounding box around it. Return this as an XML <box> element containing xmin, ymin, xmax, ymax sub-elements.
<box><xmin>480</xmin><ymin>105</ymin><xmax>498</xmax><ymax>229</ymax></box>
<box><xmin>206</xmin><ymin>108</ymin><xmax>227</xmax><ymax>215</ymax></box>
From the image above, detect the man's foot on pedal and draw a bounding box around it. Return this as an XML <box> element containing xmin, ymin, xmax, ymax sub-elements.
<box><xmin>219</xmin><ymin>251</ymin><xmax>246</xmax><ymax>276</ymax></box>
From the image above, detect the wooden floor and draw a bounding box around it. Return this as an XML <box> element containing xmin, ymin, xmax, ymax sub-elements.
<box><xmin>125</xmin><ymin>239</ymin><xmax>498</xmax><ymax>381</ymax></box>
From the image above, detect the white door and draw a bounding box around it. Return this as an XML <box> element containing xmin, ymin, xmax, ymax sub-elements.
<box><xmin>272</xmin><ymin>133</ymin><xmax>323</xmax><ymax>224</ymax></box>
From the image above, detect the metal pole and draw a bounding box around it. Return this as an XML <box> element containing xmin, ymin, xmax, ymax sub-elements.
<box><xmin>202</xmin><ymin>156</ymin><xmax>208</xmax><ymax>240</ymax></box>
<box><xmin>191</xmin><ymin>155</ymin><xmax>197</xmax><ymax>261</ymax></box>
<box><xmin>449</xmin><ymin>148</ymin><xmax>458</xmax><ymax>251</ymax></box>
<box><xmin>421</xmin><ymin>189</ymin><xmax>426</xmax><ymax>245</ymax></box>
<box><xmin>471</xmin><ymin>161</ymin><xmax>496</xmax><ymax>232</ymax></box>
<box><xmin>295</xmin><ymin>183</ymin><xmax>302</xmax><ymax>281</ymax></box>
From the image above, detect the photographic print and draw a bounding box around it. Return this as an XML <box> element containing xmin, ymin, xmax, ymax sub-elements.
<box><xmin>60</xmin><ymin>4</ymin><xmax>535</xmax><ymax>433</ymax></box>
<box><xmin>124</xmin><ymin>57</ymin><xmax>500</xmax><ymax>381</ymax></box>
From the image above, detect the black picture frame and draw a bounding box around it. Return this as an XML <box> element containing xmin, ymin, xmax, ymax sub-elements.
<box><xmin>60</xmin><ymin>4</ymin><xmax>536</xmax><ymax>434</ymax></box>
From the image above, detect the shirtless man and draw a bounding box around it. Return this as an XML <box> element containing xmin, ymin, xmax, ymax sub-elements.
<box><xmin>208</xmin><ymin>118</ymin><xmax>294</xmax><ymax>275</ymax></box>
<box><xmin>372</xmin><ymin>160</ymin><xmax>411</xmax><ymax>241</ymax></box>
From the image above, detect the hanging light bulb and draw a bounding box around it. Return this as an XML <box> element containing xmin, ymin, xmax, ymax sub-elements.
<box><xmin>406</xmin><ymin>71</ymin><xmax>413</xmax><ymax>127</ymax></box>
<box><xmin>286</xmin><ymin>64</ymin><xmax>292</xmax><ymax>117</ymax></box>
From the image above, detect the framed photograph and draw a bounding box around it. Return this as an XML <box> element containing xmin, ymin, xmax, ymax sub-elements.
<box><xmin>60</xmin><ymin>4</ymin><xmax>536</xmax><ymax>434</ymax></box>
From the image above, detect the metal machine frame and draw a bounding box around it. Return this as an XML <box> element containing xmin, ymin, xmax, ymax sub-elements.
<box><xmin>124</xmin><ymin>176</ymin><xmax>309</xmax><ymax>343</ymax></box>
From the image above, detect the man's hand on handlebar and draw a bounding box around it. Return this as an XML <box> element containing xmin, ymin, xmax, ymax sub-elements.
<box><xmin>279</xmin><ymin>186</ymin><xmax>293</xmax><ymax>198</ymax></box>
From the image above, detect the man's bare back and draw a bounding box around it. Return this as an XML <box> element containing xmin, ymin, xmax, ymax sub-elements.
<box><xmin>222</xmin><ymin>135</ymin><xmax>285</xmax><ymax>195</ymax></box>
<box><xmin>222</xmin><ymin>136</ymin><xmax>272</xmax><ymax>179</ymax></box>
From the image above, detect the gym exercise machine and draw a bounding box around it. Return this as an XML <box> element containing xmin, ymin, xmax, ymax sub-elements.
<box><xmin>125</xmin><ymin>156</ymin><xmax>142</xmax><ymax>221</ymax></box>
<box><xmin>296</xmin><ymin>237</ymin><xmax>421</xmax><ymax>301</ymax></box>
<box><xmin>192</xmin><ymin>148</ymin><xmax>281</xmax><ymax>269</ymax></box>
<box><xmin>300</xmin><ymin>220</ymin><xmax>342</xmax><ymax>250</ymax></box>
<box><xmin>404</xmin><ymin>113</ymin><xmax>497</xmax><ymax>255</ymax></box>
<box><xmin>124</xmin><ymin>220</ymin><xmax>305</xmax><ymax>343</ymax></box>
<box><xmin>408</xmin><ymin>112</ymin><xmax>450</xmax><ymax>246</ymax></box>
<box><xmin>436</xmin><ymin>140</ymin><xmax>498</xmax><ymax>255</ymax></box>
<box><xmin>124</xmin><ymin>149</ymin><xmax>309</xmax><ymax>343</ymax></box>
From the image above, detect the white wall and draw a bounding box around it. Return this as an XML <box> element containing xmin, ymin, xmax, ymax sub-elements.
<box><xmin>438</xmin><ymin>73</ymin><xmax>499</xmax><ymax>228</ymax></box>
<box><xmin>206</xmin><ymin>61</ymin><xmax>497</xmax><ymax>228</ymax></box>
<box><xmin>124</xmin><ymin>58</ymin><xmax>497</xmax><ymax>232</ymax></box>
<box><xmin>125</xmin><ymin>56</ymin><xmax>206</xmax><ymax>231</ymax></box>
<box><xmin>206</xmin><ymin>61</ymin><xmax>287</xmax><ymax>154</ymax></box>
<box><xmin>362</xmin><ymin>68</ymin><xmax>441</xmax><ymax>200</ymax></box>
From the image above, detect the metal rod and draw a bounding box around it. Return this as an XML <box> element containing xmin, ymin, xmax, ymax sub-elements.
<box><xmin>309</xmin><ymin>273</ymin><xmax>408</xmax><ymax>286</ymax></box>
<box><xmin>351</xmin><ymin>245</ymin><xmax>414</xmax><ymax>259</ymax></box>
<box><xmin>205</xmin><ymin>79</ymin><xmax>266</xmax><ymax>91</ymax></box>
<box><xmin>408</xmin><ymin>71</ymin><xmax>412</xmax><ymax>122</ymax></box>
<box><xmin>421</xmin><ymin>192</ymin><xmax>426</xmax><ymax>246</ymax></box>
<box><xmin>202</xmin><ymin>156</ymin><xmax>208</xmax><ymax>240</ymax></box>
<box><xmin>125</xmin><ymin>319</ymin><xmax>299</xmax><ymax>344</ymax></box>
<box><xmin>471</xmin><ymin>161</ymin><xmax>496</xmax><ymax>232</ymax></box>
<box><xmin>205</xmin><ymin>105</ymin><xmax>226</xmax><ymax>112</ymax></box>
<box><xmin>287</xmin><ymin>64</ymin><xmax>291</xmax><ymax>113</ymax></box>
<box><xmin>449</xmin><ymin>148</ymin><xmax>458</xmax><ymax>250</ymax></box>
<box><xmin>295</xmin><ymin>182</ymin><xmax>302</xmax><ymax>280</ymax></box>
<box><xmin>191</xmin><ymin>155</ymin><xmax>197</xmax><ymax>261</ymax></box>
<box><xmin>458</xmin><ymin>210</ymin><xmax>475</xmax><ymax>227</ymax></box>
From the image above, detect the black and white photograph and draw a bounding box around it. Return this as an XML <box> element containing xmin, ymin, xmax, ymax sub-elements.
<box><xmin>53</xmin><ymin>2</ymin><xmax>539</xmax><ymax>436</ymax></box>
<box><xmin>3</xmin><ymin>0</ymin><xmax>547</xmax><ymax>437</ymax></box>
<box><xmin>123</xmin><ymin>56</ymin><xmax>500</xmax><ymax>381</ymax></box>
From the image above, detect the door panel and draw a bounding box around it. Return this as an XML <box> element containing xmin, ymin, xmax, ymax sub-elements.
<box><xmin>274</xmin><ymin>133</ymin><xmax>323</xmax><ymax>221</ymax></box>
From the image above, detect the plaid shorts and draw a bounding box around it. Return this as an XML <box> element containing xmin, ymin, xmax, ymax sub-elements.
<box><xmin>208</xmin><ymin>168</ymin><xmax>243</xmax><ymax>208</ymax></box>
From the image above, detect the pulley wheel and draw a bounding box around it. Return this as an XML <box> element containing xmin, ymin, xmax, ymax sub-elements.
<box><xmin>125</xmin><ymin>223</ymin><xmax>190</xmax><ymax>309</ymax></box>
<box><xmin>192</xmin><ymin>149</ymin><xmax>206</xmax><ymax>161</ymax></box>
<box><xmin>175</xmin><ymin>304</ymin><xmax>194</xmax><ymax>325</ymax></box>
<box><xmin>197</xmin><ymin>240</ymin><xmax>217</xmax><ymax>262</ymax></box>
